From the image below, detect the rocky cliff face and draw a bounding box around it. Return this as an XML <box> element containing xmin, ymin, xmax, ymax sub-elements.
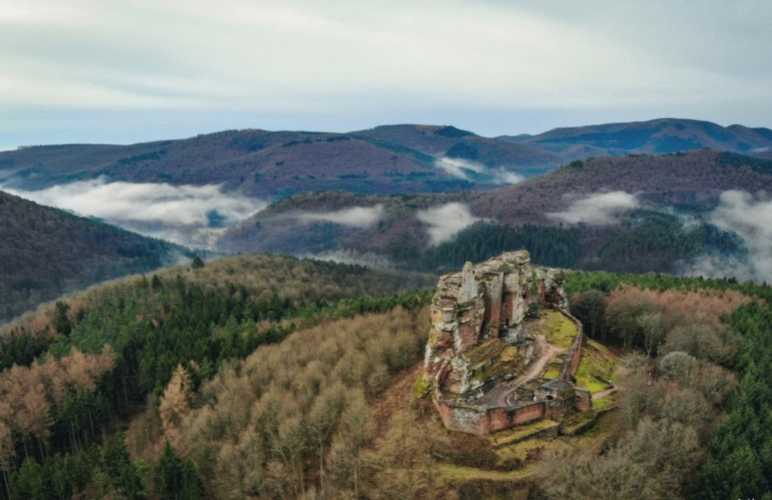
<box><xmin>424</xmin><ymin>251</ymin><xmax>568</xmax><ymax>398</ymax></box>
<box><xmin>423</xmin><ymin>251</ymin><xmax>589</xmax><ymax>436</ymax></box>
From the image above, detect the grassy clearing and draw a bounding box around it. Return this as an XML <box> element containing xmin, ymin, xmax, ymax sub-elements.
<box><xmin>575</xmin><ymin>339</ymin><xmax>617</xmax><ymax>393</ymax></box>
<box><xmin>542</xmin><ymin>361</ymin><xmax>562</xmax><ymax>380</ymax></box>
<box><xmin>541</xmin><ymin>310</ymin><xmax>578</xmax><ymax>348</ymax></box>
<box><xmin>592</xmin><ymin>394</ymin><xmax>617</xmax><ymax>411</ymax></box>
<box><xmin>494</xmin><ymin>437</ymin><xmax>552</xmax><ymax>463</ymax></box>
<box><xmin>436</xmin><ymin>462</ymin><xmax>535</xmax><ymax>482</ymax></box>
<box><xmin>561</xmin><ymin>411</ymin><xmax>598</xmax><ymax>435</ymax></box>
<box><xmin>489</xmin><ymin>419</ymin><xmax>559</xmax><ymax>448</ymax></box>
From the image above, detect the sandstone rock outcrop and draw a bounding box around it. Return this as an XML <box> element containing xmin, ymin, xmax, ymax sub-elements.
<box><xmin>423</xmin><ymin>251</ymin><xmax>591</xmax><ymax>436</ymax></box>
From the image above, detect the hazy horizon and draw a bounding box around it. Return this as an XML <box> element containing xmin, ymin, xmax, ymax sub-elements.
<box><xmin>2</xmin><ymin>114</ymin><xmax>771</xmax><ymax>150</ymax></box>
<box><xmin>2</xmin><ymin>1</ymin><xmax>771</xmax><ymax>147</ymax></box>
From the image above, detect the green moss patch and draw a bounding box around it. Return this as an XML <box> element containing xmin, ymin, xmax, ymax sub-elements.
<box><xmin>538</xmin><ymin>310</ymin><xmax>579</xmax><ymax>349</ymax></box>
<box><xmin>413</xmin><ymin>373</ymin><xmax>432</xmax><ymax>399</ymax></box>
<box><xmin>465</xmin><ymin>338</ymin><xmax>507</xmax><ymax>365</ymax></box>
<box><xmin>436</xmin><ymin>462</ymin><xmax>534</xmax><ymax>483</ymax></box>
<box><xmin>592</xmin><ymin>394</ymin><xmax>617</xmax><ymax>412</ymax></box>
<box><xmin>561</xmin><ymin>411</ymin><xmax>598</xmax><ymax>436</ymax></box>
<box><xmin>575</xmin><ymin>339</ymin><xmax>617</xmax><ymax>394</ymax></box>
<box><xmin>542</xmin><ymin>359</ymin><xmax>563</xmax><ymax>380</ymax></box>
<box><xmin>466</xmin><ymin>339</ymin><xmax>523</xmax><ymax>384</ymax></box>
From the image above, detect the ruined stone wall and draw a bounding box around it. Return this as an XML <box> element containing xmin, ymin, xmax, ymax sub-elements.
<box><xmin>433</xmin><ymin>397</ymin><xmax>550</xmax><ymax>437</ymax></box>
<box><xmin>510</xmin><ymin>402</ymin><xmax>546</xmax><ymax>426</ymax></box>
<box><xmin>434</xmin><ymin>399</ymin><xmax>490</xmax><ymax>436</ymax></box>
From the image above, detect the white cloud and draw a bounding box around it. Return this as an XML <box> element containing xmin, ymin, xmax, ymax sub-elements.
<box><xmin>490</xmin><ymin>168</ymin><xmax>525</xmax><ymax>185</ymax></box>
<box><xmin>3</xmin><ymin>0</ymin><xmax>771</xmax><ymax>145</ymax></box>
<box><xmin>548</xmin><ymin>191</ymin><xmax>639</xmax><ymax>225</ymax></box>
<box><xmin>299</xmin><ymin>249</ymin><xmax>394</xmax><ymax>269</ymax></box>
<box><xmin>1</xmin><ymin>178</ymin><xmax>267</xmax><ymax>248</ymax></box>
<box><xmin>681</xmin><ymin>255</ymin><xmax>757</xmax><ymax>283</ymax></box>
<box><xmin>417</xmin><ymin>202</ymin><xmax>480</xmax><ymax>245</ymax></box>
<box><xmin>703</xmin><ymin>190</ymin><xmax>772</xmax><ymax>282</ymax></box>
<box><xmin>295</xmin><ymin>205</ymin><xmax>384</xmax><ymax>228</ymax></box>
<box><xmin>434</xmin><ymin>157</ymin><xmax>524</xmax><ymax>185</ymax></box>
<box><xmin>434</xmin><ymin>157</ymin><xmax>485</xmax><ymax>180</ymax></box>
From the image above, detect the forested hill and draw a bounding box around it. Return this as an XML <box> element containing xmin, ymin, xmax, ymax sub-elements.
<box><xmin>0</xmin><ymin>256</ymin><xmax>769</xmax><ymax>499</ymax></box>
<box><xmin>0</xmin><ymin>127</ymin><xmax>549</xmax><ymax>195</ymax></box>
<box><xmin>0</xmin><ymin>190</ymin><xmax>191</xmax><ymax>322</ymax></box>
<box><xmin>0</xmin><ymin>253</ymin><xmax>433</xmax><ymax>499</ymax></box>
<box><xmin>220</xmin><ymin>150</ymin><xmax>772</xmax><ymax>275</ymax></box>
<box><xmin>470</xmin><ymin>149</ymin><xmax>772</xmax><ymax>220</ymax></box>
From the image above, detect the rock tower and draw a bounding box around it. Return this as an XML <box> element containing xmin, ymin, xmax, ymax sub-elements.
<box><xmin>424</xmin><ymin>251</ymin><xmax>591</xmax><ymax>436</ymax></box>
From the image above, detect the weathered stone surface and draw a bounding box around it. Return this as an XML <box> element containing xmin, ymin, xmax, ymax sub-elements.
<box><xmin>424</xmin><ymin>251</ymin><xmax>592</xmax><ymax>436</ymax></box>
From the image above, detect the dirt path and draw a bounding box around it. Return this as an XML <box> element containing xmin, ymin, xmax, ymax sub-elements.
<box><xmin>478</xmin><ymin>336</ymin><xmax>564</xmax><ymax>408</ymax></box>
<box><xmin>512</xmin><ymin>336</ymin><xmax>562</xmax><ymax>387</ymax></box>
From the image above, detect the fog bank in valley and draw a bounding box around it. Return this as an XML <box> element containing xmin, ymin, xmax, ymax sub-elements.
<box><xmin>295</xmin><ymin>205</ymin><xmax>384</xmax><ymax>228</ymax></box>
<box><xmin>548</xmin><ymin>191</ymin><xmax>639</xmax><ymax>226</ymax></box>
<box><xmin>1</xmin><ymin>178</ymin><xmax>267</xmax><ymax>249</ymax></box>
<box><xmin>685</xmin><ymin>190</ymin><xmax>772</xmax><ymax>283</ymax></box>
<box><xmin>435</xmin><ymin>157</ymin><xmax>524</xmax><ymax>185</ymax></box>
<box><xmin>417</xmin><ymin>202</ymin><xmax>480</xmax><ymax>245</ymax></box>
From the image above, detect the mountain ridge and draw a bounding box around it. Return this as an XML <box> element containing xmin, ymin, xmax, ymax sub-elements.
<box><xmin>3</xmin><ymin>118</ymin><xmax>771</xmax><ymax>198</ymax></box>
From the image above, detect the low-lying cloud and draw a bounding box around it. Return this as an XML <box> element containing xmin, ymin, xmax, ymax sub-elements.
<box><xmin>295</xmin><ymin>204</ymin><xmax>384</xmax><ymax>228</ymax></box>
<box><xmin>434</xmin><ymin>157</ymin><xmax>524</xmax><ymax>185</ymax></box>
<box><xmin>548</xmin><ymin>191</ymin><xmax>639</xmax><ymax>225</ymax></box>
<box><xmin>2</xmin><ymin>178</ymin><xmax>268</xmax><ymax>248</ymax></box>
<box><xmin>298</xmin><ymin>249</ymin><xmax>394</xmax><ymax>269</ymax></box>
<box><xmin>696</xmin><ymin>190</ymin><xmax>772</xmax><ymax>282</ymax></box>
<box><xmin>417</xmin><ymin>202</ymin><xmax>480</xmax><ymax>245</ymax></box>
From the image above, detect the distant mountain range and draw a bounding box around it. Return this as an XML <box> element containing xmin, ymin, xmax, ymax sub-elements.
<box><xmin>499</xmin><ymin>118</ymin><xmax>772</xmax><ymax>158</ymax></box>
<box><xmin>2</xmin><ymin>118</ymin><xmax>770</xmax><ymax>197</ymax></box>
<box><xmin>0</xmin><ymin>190</ymin><xmax>190</xmax><ymax>322</ymax></box>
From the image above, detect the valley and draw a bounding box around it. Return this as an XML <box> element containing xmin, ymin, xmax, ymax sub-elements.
<box><xmin>4</xmin><ymin>3</ymin><xmax>772</xmax><ymax>498</ymax></box>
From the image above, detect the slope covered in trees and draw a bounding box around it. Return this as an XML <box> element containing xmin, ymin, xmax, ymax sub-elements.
<box><xmin>0</xmin><ymin>255</ymin><xmax>431</xmax><ymax>499</ymax></box>
<box><xmin>221</xmin><ymin>150</ymin><xmax>767</xmax><ymax>277</ymax></box>
<box><xmin>0</xmin><ymin>190</ymin><xmax>190</xmax><ymax>323</ymax></box>
<box><xmin>0</xmin><ymin>251</ymin><xmax>770</xmax><ymax>498</ymax></box>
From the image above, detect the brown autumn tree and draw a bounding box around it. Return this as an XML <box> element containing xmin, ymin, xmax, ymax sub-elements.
<box><xmin>159</xmin><ymin>364</ymin><xmax>193</xmax><ymax>452</ymax></box>
<box><xmin>0</xmin><ymin>346</ymin><xmax>114</xmax><ymax>460</ymax></box>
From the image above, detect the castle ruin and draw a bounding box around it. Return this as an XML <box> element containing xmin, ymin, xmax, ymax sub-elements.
<box><xmin>424</xmin><ymin>251</ymin><xmax>591</xmax><ymax>436</ymax></box>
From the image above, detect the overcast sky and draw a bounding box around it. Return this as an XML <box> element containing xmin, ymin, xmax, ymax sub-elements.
<box><xmin>2</xmin><ymin>0</ymin><xmax>771</xmax><ymax>147</ymax></box>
